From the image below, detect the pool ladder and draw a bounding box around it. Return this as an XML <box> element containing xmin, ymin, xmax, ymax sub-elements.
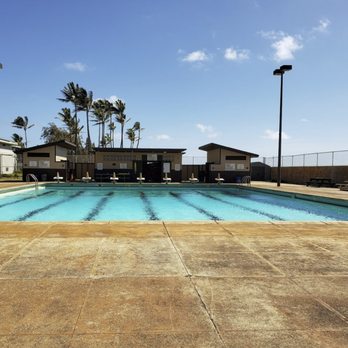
<box><xmin>241</xmin><ymin>176</ymin><xmax>251</xmax><ymax>186</ymax></box>
<box><xmin>26</xmin><ymin>173</ymin><xmax>39</xmax><ymax>190</ymax></box>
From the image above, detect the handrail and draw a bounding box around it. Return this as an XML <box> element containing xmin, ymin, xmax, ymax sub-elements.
<box><xmin>26</xmin><ymin>173</ymin><xmax>39</xmax><ymax>190</ymax></box>
<box><xmin>241</xmin><ymin>175</ymin><xmax>251</xmax><ymax>186</ymax></box>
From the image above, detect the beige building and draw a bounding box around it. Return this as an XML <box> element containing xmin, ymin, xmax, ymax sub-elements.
<box><xmin>94</xmin><ymin>147</ymin><xmax>186</xmax><ymax>182</ymax></box>
<box><xmin>17</xmin><ymin>140</ymin><xmax>76</xmax><ymax>181</ymax></box>
<box><xmin>0</xmin><ymin>138</ymin><xmax>20</xmax><ymax>175</ymax></box>
<box><xmin>199</xmin><ymin>143</ymin><xmax>258</xmax><ymax>182</ymax></box>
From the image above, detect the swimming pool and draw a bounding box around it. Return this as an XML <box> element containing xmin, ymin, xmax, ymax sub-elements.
<box><xmin>1</xmin><ymin>184</ymin><xmax>348</xmax><ymax>222</ymax></box>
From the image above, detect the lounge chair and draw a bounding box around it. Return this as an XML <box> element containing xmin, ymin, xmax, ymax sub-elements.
<box><xmin>110</xmin><ymin>172</ymin><xmax>119</xmax><ymax>184</ymax></box>
<box><xmin>163</xmin><ymin>173</ymin><xmax>172</xmax><ymax>184</ymax></box>
<box><xmin>137</xmin><ymin>172</ymin><xmax>145</xmax><ymax>184</ymax></box>
<box><xmin>82</xmin><ymin>171</ymin><xmax>92</xmax><ymax>183</ymax></box>
<box><xmin>53</xmin><ymin>172</ymin><xmax>63</xmax><ymax>183</ymax></box>
<box><xmin>189</xmin><ymin>173</ymin><xmax>199</xmax><ymax>183</ymax></box>
<box><xmin>215</xmin><ymin>173</ymin><xmax>225</xmax><ymax>184</ymax></box>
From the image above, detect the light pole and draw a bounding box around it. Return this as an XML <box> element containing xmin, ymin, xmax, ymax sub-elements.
<box><xmin>273</xmin><ymin>64</ymin><xmax>292</xmax><ymax>187</ymax></box>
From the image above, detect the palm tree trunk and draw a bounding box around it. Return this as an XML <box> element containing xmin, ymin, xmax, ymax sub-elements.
<box><xmin>109</xmin><ymin>116</ymin><xmax>112</xmax><ymax>148</ymax></box>
<box><xmin>136</xmin><ymin>129</ymin><xmax>140</xmax><ymax>148</ymax></box>
<box><xmin>102</xmin><ymin>122</ymin><xmax>105</xmax><ymax>148</ymax></box>
<box><xmin>86</xmin><ymin>109</ymin><xmax>91</xmax><ymax>152</ymax></box>
<box><xmin>24</xmin><ymin>128</ymin><xmax>28</xmax><ymax>148</ymax></box>
<box><xmin>120</xmin><ymin>123</ymin><xmax>124</xmax><ymax>148</ymax></box>
<box><xmin>98</xmin><ymin>123</ymin><xmax>101</xmax><ymax>147</ymax></box>
<box><xmin>74</xmin><ymin>106</ymin><xmax>78</xmax><ymax>152</ymax></box>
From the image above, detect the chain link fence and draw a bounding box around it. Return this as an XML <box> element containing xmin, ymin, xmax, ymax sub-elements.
<box><xmin>254</xmin><ymin>150</ymin><xmax>348</xmax><ymax>167</ymax></box>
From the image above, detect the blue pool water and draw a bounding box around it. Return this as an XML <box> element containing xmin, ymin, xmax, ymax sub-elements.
<box><xmin>0</xmin><ymin>185</ymin><xmax>347</xmax><ymax>222</ymax></box>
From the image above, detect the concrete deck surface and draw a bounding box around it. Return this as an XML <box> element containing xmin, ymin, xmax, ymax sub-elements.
<box><xmin>0</xmin><ymin>221</ymin><xmax>348</xmax><ymax>347</ymax></box>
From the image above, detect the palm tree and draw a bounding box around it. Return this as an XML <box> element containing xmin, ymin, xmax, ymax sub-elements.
<box><xmin>114</xmin><ymin>99</ymin><xmax>127</xmax><ymax>148</ymax></box>
<box><xmin>108</xmin><ymin>122</ymin><xmax>116</xmax><ymax>147</ymax></box>
<box><xmin>91</xmin><ymin>100</ymin><xmax>111</xmax><ymax>147</ymax></box>
<box><xmin>11</xmin><ymin>133</ymin><xmax>24</xmax><ymax>148</ymax></box>
<box><xmin>78</xmin><ymin>88</ymin><xmax>93</xmax><ymax>152</ymax></box>
<box><xmin>57</xmin><ymin>108</ymin><xmax>83</xmax><ymax>146</ymax></box>
<box><xmin>11</xmin><ymin>116</ymin><xmax>34</xmax><ymax>147</ymax></box>
<box><xmin>58</xmin><ymin>82</ymin><xmax>83</xmax><ymax>151</ymax></box>
<box><xmin>41</xmin><ymin>123</ymin><xmax>71</xmax><ymax>143</ymax></box>
<box><xmin>133</xmin><ymin>121</ymin><xmax>144</xmax><ymax>148</ymax></box>
<box><xmin>104</xmin><ymin>100</ymin><xmax>115</xmax><ymax>146</ymax></box>
<box><xmin>126</xmin><ymin>128</ymin><xmax>136</xmax><ymax>148</ymax></box>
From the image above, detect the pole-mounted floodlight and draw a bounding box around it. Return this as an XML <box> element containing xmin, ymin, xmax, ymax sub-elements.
<box><xmin>273</xmin><ymin>64</ymin><xmax>292</xmax><ymax>187</ymax></box>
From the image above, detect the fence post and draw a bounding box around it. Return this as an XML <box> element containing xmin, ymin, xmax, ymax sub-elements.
<box><xmin>303</xmin><ymin>154</ymin><xmax>305</xmax><ymax>167</ymax></box>
<box><xmin>292</xmin><ymin>155</ymin><xmax>294</xmax><ymax>167</ymax></box>
<box><xmin>332</xmin><ymin>152</ymin><xmax>334</xmax><ymax>166</ymax></box>
<box><xmin>316</xmin><ymin>153</ymin><xmax>319</xmax><ymax>167</ymax></box>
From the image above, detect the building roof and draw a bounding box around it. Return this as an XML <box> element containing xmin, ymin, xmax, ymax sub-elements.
<box><xmin>15</xmin><ymin>140</ymin><xmax>76</xmax><ymax>153</ymax></box>
<box><xmin>0</xmin><ymin>138</ymin><xmax>20</xmax><ymax>147</ymax></box>
<box><xmin>199</xmin><ymin>143</ymin><xmax>258</xmax><ymax>158</ymax></box>
<box><xmin>94</xmin><ymin>147</ymin><xmax>186</xmax><ymax>154</ymax></box>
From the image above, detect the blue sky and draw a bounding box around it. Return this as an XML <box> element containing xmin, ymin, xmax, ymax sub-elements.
<box><xmin>1</xmin><ymin>0</ymin><xmax>347</xmax><ymax>157</ymax></box>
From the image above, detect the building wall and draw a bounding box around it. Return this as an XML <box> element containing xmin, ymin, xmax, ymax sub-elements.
<box><xmin>94</xmin><ymin>150</ymin><xmax>183</xmax><ymax>182</ymax></box>
<box><xmin>22</xmin><ymin>145</ymin><xmax>68</xmax><ymax>171</ymax></box>
<box><xmin>94</xmin><ymin>151</ymin><xmax>182</xmax><ymax>171</ymax></box>
<box><xmin>0</xmin><ymin>142</ymin><xmax>18</xmax><ymax>175</ymax></box>
<box><xmin>22</xmin><ymin>145</ymin><xmax>69</xmax><ymax>181</ymax></box>
<box><xmin>0</xmin><ymin>153</ymin><xmax>17</xmax><ymax>175</ymax></box>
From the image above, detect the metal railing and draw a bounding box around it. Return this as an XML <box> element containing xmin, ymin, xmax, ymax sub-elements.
<box><xmin>255</xmin><ymin>150</ymin><xmax>348</xmax><ymax>168</ymax></box>
<box><xmin>26</xmin><ymin>173</ymin><xmax>39</xmax><ymax>189</ymax></box>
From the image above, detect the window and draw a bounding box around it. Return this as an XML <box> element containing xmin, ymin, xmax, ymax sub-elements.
<box><xmin>29</xmin><ymin>160</ymin><xmax>38</xmax><ymax>167</ymax></box>
<box><xmin>39</xmin><ymin>160</ymin><xmax>50</xmax><ymax>168</ymax></box>
<box><xmin>28</xmin><ymin>152</ymin><xmax>50</xmax><ymax>157</ymax></box>
<box><xmin>237</xmin><ymin>163</ymin><xmax>245</xmax><ymax>170</ymax></box>
<box><xmin>225</xmin><ymin>163</ymin><xmax>236</xmax><ymax>171</ymax></box>
<box><xmin>120</xmin><ymin>163</ymin><xmax>127</xmax><ymax>169</ymax></box>
<box><xmin>225</xmin><ymin>155</ymin><xmax>246</xmax><ymax>160</ymax></box>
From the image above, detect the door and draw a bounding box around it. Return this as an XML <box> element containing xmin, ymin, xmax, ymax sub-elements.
<box><xmin>142</xmin><ymin>161</ymin><xmax>162</xmax><ymax>182</ymax></box>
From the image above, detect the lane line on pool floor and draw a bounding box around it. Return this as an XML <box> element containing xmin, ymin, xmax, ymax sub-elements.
<box><xmin>169</xmin><ymin>192</ymin><xmax>222</xmax><ymax>221</ymax></box>
<box><xmin>139</xmin><ymin>192</ymin><xmax>159</xmax><ymax>221</ymax></box>
<box><xmin>221</xmin><ymin>189</ymin><xmax>344</xmax><ymax>221</ymax></box>
<box><xmin>16</xmin><ymin>191</ymin><xmax>84</xmax><ymax>222</ymax></box>
<box><xmin>84</xmin><ymin>192</ymin><xmax>114</xmax><ymax>221</ymax></box>
<box><xmin>0</xmin><ymin>190</ymin><xmax>54</xmax><ymax>209</ymax></box>
<box><xmin>198</xmin><ymin>191</ymin><xmax>284</xmax><ymax>221</ymax></box>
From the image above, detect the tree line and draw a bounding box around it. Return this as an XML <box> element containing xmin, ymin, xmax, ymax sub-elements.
<box><xmin>10</xmin><ymin>82</ymin><xmax>144</xmax><ymax>153</ymax></box>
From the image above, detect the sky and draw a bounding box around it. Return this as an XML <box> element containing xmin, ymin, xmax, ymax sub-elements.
<box><xmin>1</xmin><ymin>0</ymin><xmax>348</xmax><ymax>158</ymax></box>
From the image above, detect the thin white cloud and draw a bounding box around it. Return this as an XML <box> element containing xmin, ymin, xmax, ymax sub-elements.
<box><xmin>313</xmin><ymin>18</ymin><xmax>330</xmax><ymax>33</ymax></box>
<box><xmin>196</xmin><ymin>123</ymin><xmax>218</xmax><ymax>138</ymax></box>
<box><xmin>156</xmin><ymin>134</ymin><xmax>170</xmax><ymax>140</ymax></box>
<box><xmin>182</xmin><ymin>50</ymin><xmax>209</xmax><ymax>62</ymax></box>
<box><xmin>262</xmin><ymin>129</ymin><xmax>290</xmax><ymax>140</ymax></box>
<box><xmin>197</xmin><ymin>123</ymin><xmax>213</xmax><ymax>133</ymax></box>
<box><xmin>64</xmin><ymin>62</ymin><xmax>87</xmax><ymax>72</ymax></box>
<box><xmin>224</xmin><ymin>47</ymin><xmax>250</xmax><ymax>61</ymax></box>
<box><xmin>258</xmin><ymin>30</ymin><xmax>285</xmax><ymax>40</ymax></box>
<box><xmin>300</xmin><ymin>118</ymin><xmax>309</xmax><ymax>122</ymax></box>
<box><xmin>272</xmin><ymin>35</ymin><xmax>303</xmax><ymax>61</ymax></box>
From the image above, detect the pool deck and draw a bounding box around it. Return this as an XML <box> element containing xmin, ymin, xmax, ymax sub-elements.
<box><xmin>0</xmin><ymin>182</ymin><xmax>348</xmax><ymax>347</ymax></box>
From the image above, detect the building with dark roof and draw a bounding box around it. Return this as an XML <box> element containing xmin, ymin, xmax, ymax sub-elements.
<box><xmin>94</xmin><ymin>147</ymin><xmax>186</xmax><ymax>182</ymax></box>
<box><xmin>16</xmin><ymin>140</ymin><xmax>76</xmax><ymax>181</ymax></box>
<box><xmin>198</xmin><ymin>143</ymin><xmax>258</xmax><ymax>182</ymax></box>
